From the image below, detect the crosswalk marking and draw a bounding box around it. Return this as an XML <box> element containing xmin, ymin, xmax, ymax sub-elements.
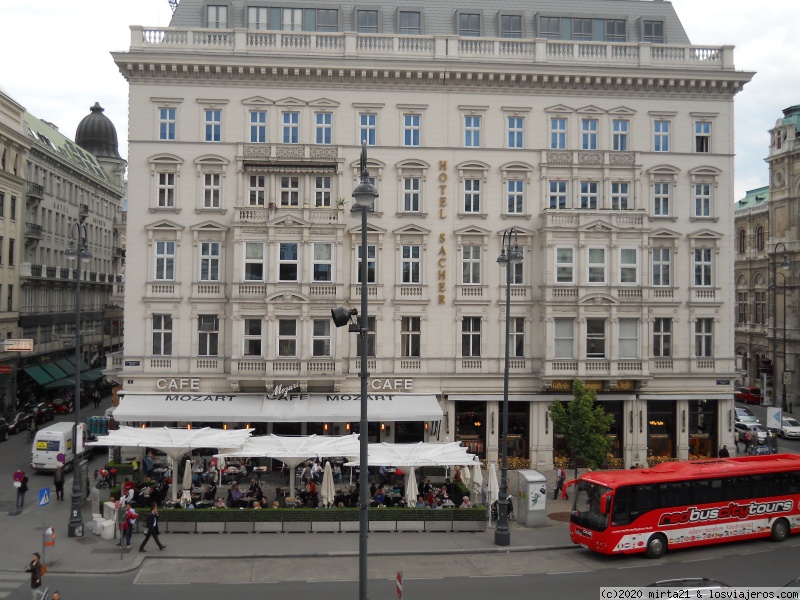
<box><xmin>0</xmin><ymin>571</ymin><xmax>29</xmax><ymax>598</ymax></box>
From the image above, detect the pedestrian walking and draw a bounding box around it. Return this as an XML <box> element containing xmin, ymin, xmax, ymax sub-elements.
<box><xmin>53</xmin><ymin>463</ymin><xmax>64</xmax><ymax>501</ymax></box>
<box><xmin>139</xmin><ymin>504</ymin><xmax>166</xmax><ymax>552</ymax></box>
<box><xmin>117</xmin><ymin>505</ymin><xmax>137</xmax><ymax>549</ymax></box>
<box><xmin>718</xmin><ymin>444</ymin><xmax>730</xmax><ymax>458</ymax></box>
<box><xmin>553</xmin><ymin>466</ymin><xmax>565</xmax><ymax>500</ymax></box>
<box><xmin>15</xmin><ymin>471</ymin><xmax>29</xmax><ymax>509</ymax></box>
<box><xmin>25</xmin><ymin>552</ymin><xmax>43</xmax><ymax>600</ymax></box>
<box><xmin>744</xmin><ymin>430</ymin><xmax>752</xmax><ymax>455</ymax></box>
<box><xmin>734</xmin><ymin>429</ymin><xmax>740</xmax><ymax>454</ymax></box>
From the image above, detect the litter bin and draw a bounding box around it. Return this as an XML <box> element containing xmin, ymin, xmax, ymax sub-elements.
<box><xmin>516</xmin><ymin>469</ymin><xmax>548</xmax><ymax>527</ymax></box>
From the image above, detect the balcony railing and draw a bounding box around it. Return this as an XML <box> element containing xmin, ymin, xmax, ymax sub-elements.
<box><xmin>27</xmin><ymin>182</ymin><xmax>44</xmax><ymax>199</ymax></box>
<box><xmin>25</xmin><ymin>223</ymin><xmax>44</xmax><ymax>239</ymax></box>
<box><xmin>131</xmin><ymin>27</ymin><xmax>735</xmax><ymax>71</ymax></box>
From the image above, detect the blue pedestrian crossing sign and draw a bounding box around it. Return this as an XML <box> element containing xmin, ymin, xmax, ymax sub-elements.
<box><xmin>38</xmin><ymin>487</ymin><xmax>51</xmax><ymax>507</ymax></box>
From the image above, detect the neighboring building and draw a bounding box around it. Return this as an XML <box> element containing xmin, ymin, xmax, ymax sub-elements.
<box><xmin>112</xmin><ymin>0</ymin><xmax>753</xmax><ymax>469</ymax></box>
<box><xmin>18</xmin><ymin>103</ymin><xmax>125</xmax><ymax>401</ymax></box>
<box><xmin>0</xmin><ymin>85</ymin><xmax>28</xmax><ymax>412</ymax></box>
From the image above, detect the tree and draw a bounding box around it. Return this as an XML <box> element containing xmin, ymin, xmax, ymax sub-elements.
<box><xmin>549</xmin><ymin>380</ymin><xmax>615</xmax><ymax>479</ymax></box>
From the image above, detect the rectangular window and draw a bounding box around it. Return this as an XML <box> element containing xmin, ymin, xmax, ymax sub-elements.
<box><xmin>464</xmin><ymin>178</ymin><xmax>481</xmax><ymax>213</ymax></box>
<box><xmin>356</xmin><ymin>244</ymin><xmax>376</xmax><ymax>284</ymax></box>
<box><xmin>511</xmin><ymin>261</ymin><xmax>524</xmax><ymax>285</ymax></box>
<box><xmin>554</xmin><ymin>318</ymin><xmax>574</xmax><ymax>359</ymax></box>
<box><xmin>618</xmin><ymin>318</ymin><xmax>639</xmax><ymax>359</ymax></box>
<box><xmin>278</xmin><ymin>242</ymin><xmax>299</xmax><ymax>282</ymax></box>
<box><xmin>243</xmin><ymin>319</ymin><xmax>262</xmax><ymax>356</ymax></box>
<box><xmin>152</xmin><ymin>314</ymin><xmax>173</xmax><ymax>356</ymax></box>
<box><xmin>580</xmin><ymin>181</ymin><xmax>598</xmax><ymax>209</ymax></box>
<box><xmin>207</xmin><ymin>5</ymin><xmax>228</xmax><ymax>28</ymax></box>
<box><xmin>157</xmin><ymin>173</ymin><xmax>175</xmax><ymax>207</ymax></box>
<box><xmin>6</xmin><ymin>284</ymin><xmax>11</xmax><ymax>311</ymax></box>
<box><xmin>317</xmin><ymin>9</ymin><xmax>338</xmax><ymax>32</ymax></box>
<box><xmin>507</xmin><ymin>116</ymin><xmax>524</xmax><ymax>148</ymax></box>
<box><xmin>282</xmin><ymin>111</ymin><xmax>299</xmax><ymax>144</ymax></box>
<box><xmin>500</xmin><ymin>15</ymin><xmax>522</xmax><ymax>38</ymax></box>
<box><xmin>573</xmin><ymin>18</ymin><xmax>592</xmax><ymax>40</ymax></box>
<box><xmin>581</xmin><ymin>118</ymin><xmax>598</xmax><ymax>150</ymax></box>
<box><xmin>509</xmin><ymin>317</ymin><xmax>525</xmax><ymax>357</ymax></box>
<box><xmin>586</xmin><ymin>319</ymin><xmax>606</xmax><ymax>358</ymax></box>
<box><xmin>357</xmin><ymin>10</ymin><xmax>378</xmax><ymax>33</ymax></box>
<box><xmin>620</xmin><ymin>248</ymin><xmax>638</xmax><ymax>284</ymax></box>
<box><xmin>694</xmin><ymin>248</ymin><xmax>712</xmax><ymax>286</ymax></box>
<box><xmin>588</xmin><ymin>248</ymin><xmax>606</xmax><ymax>284</ymax></box>
<box><xmin>0</xmin><ymin>193</ymin><xmax>4</xmax><ymax>217</ymax></box>
<box><xmin>652</xmin><ymin>248</ymin><xmax>671</xmax><ymax>287</ymax></box>
<box><xmin>280</xmin><ymin>176</ymin><xmax>300</xmax><ymax>207</ymax></box>
<box><xmin>248</xmin><ymin>7</ymin><xmax>268</xmax><ymax>30</ymax></box>
<box><xmin>755</xmin><ymin>292</ymin><xmax>766</xmax><ymax>324</ymax></box>
<box><xmin>605</xmin><ymin>19</ymin><xmax>626</xmax><ymax>42</ymax></box>
<box><xmin>278</xmin><ymin>319</ymin><xmax>297</xmax><ymax>357</ymax></box>
<box><xmin>244</xmin><ymin>242</ymin><xmax>264</xmax><ymax>281</ymax></box>
<box><xmin>203</xmin><ymin>173</ymin><xmax>221</xmax><ymax>208</ymax></box>
<box><xmin>462</xmin><ymin>245</ymin><xmax>481</xmax><ymax>284</ymax></box>
<box><xmin>315</xmin><ymin>176</ymin><xmax>331</xmax><ymax>207</ymax></box>
<box><xmin>204</xmin><ymin>109</ymin><xmax>221</xmax><ymax>142</ymax></box>
<box><xmin>654</xmin><ymin>182</ymin><xmax>670</xmax><ymax>216</ymax></box>
<box><xmin>200</xmin><ymin>242</ymin><xmax>220</xmax><ymax>281</ymax></box>
<box><xmin>312</xmin><ymin>319</ymin><xmax>331</xmax><ymax>357</ymax></box>
<box><xmin>459</xmin><ymin>13</ymin><xmax>480</xmax><ymax>37</ymax></box>
<box><xmin>10</xmin><ymin>196</ymin><xmax>15</xmax><ymax>219</ymax></box>
<box><xmin>461</xmin><ymin>316</ymin><xmax>481</xmax><ymax>357</ymax></box>
<box><xmin>403</xmin><ymin>114</ymin><xmax>420</xmax><ymax>147</ymax></box>
<box><xmin>250</xmin><ymin>110</ymin><xmax>267</xmax><ymax>143</ymax></box>
<box><xmin>611</xmin><ymin>182</ymin><xmax>630</xmax><ymax>210</ymax></box>
<box><xmin>403</xmin><ymin>177</ymin><xmax>420</xmax><ymax>212</ymax></box>
<box><xmin>359</xmin><ymin>113</ymin><xmax>376</xmax><ymax>146</ymax></box>
<box><xmin>643</xmin><ymin>20</ymin><xmax>664</xmax><ymax>44</ymax></box>
<box><xmin>464</xmin><ymin>115</ymin><xmax>481</xmax><ymax>147</ymax></box>
<box><xmin>399</xmin><ymin>11</ymin><xmax>421</xmax><ymax>35</ymax></box>
<box><xmin>315</xmin><ymin>112</ymin><xmax>332</xmax><ymax>145</ymax></box>
<box><xmin>550</xmin><ymin>117</ymin><xmax>567</xmax><ymax>149</ymax></box>
<box><xmin>612</xmin><ymin>119</ymin><xmax>628</xmax><ymax>151</ymax></box>
<box><xmin>653</xmin><ymin>318</ymin><xmax>672</xmax><ymax>357</ymax></box>
<box><xmin>401</xmin><ymin>316</ymin><xmax>421</xmax><ymax>357</ymax></box>
<box><xmin>549</xmin><ymin>180</ymin><xmax>567</xmax><ymax>209</ymax></box>
<box><xmin>556</xmin><ymin>248</ymin><xmax>574</xmax><ymax>283</ymax></box>
<box><xmin>695</xmin><ymin>183</ymin><xmax>711</xmax><ymax>217</ymax></box>
<box><xmin>540</xmin><ymin>16</ymin><xmax>560</xmax><ymax>39</ymax></box>
<box><xmin>695</xmin><ymin>318</ymin><xmax>713</xmax><ymax>357</ymax></box>
<box><xmin>0</xmin><ymin>236</ymin><xmax>3</xmax><ymax>264</ymax></box>
<box><xmin>401</xmin><ymin>244</ymin><xmax>421</xmax><ymax>284</ymax></box>
<box><xmin>506</xmin><ymin>180</ymin><xmax>524</xmax><ymax>214</ymax></box>
<box><xmin>695</xmin><ymin>122</ymin><xmax>711</xmax><ymax>153</ymax></box>
<box><xmin>155</xmin><ymin>241</ymin><xmax>175</xmax><ymax>281</ymax></box>
<box><xmin>282</xmin><ymin>8</ymin><xmax>302</xmax><ymax>31</ymax></box>
<box><xmin>737</xmin><ymin>292</ymin><xmax>749</xmax><ymax>324</ymax></box>
<box><xmin>159</xmin><ymin>108</ymin><xmax>176</xmax><ymax>141</ymax></box>
<box><xmin>313</xmin><ymin>242</ymin><xmax>333</xmax><ymax>282</ymax></box>
<box><xmin>249</xmin><ymin>175</ymin><xmax>266</xmax><ymax>206</ymax></box>
<box><xmin>654</xmin><ymin>120</ymin><xmax>670</xmax><ymax>152</ymax></box>
<box><xmin>198</xmin><ymin>315</ymin><xmax>219</xmax><ymax>356</ymax></box>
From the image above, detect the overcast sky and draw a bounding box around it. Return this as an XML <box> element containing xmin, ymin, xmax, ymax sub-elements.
<box><xmin>1</xmin><ymin>0</ymin><xmax>797</xmax><ymax>201</ymax></box>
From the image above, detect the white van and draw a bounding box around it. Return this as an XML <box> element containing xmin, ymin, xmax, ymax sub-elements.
<box><xmin>31</xmin><ymin>422</ymin><xmax>85</xmax><ymax>472</ymax></box>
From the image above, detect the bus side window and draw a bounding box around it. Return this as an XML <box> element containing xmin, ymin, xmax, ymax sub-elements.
<box><xmin>631</xmin><ymin>484</ymin><xmax>657</xmax><ymax>519</ymax></box>
<box><xmin>724</xmin><ymin>476</ymin><xmax>752</xmax><ymax>501</ymax></box>
<box><xmin>781</xmin><ymin>471</ymin><xmax>800</xmax><ymax>495</ymax></box>
<box><xmin>693</xmin><ymin>478</ymin><xmax>723</xmax><ymax>505</ymax></box>
<box><xmin>611</xmin><ymin>487</ymin><xmax>632</xmax><ymax>526</ymax></box>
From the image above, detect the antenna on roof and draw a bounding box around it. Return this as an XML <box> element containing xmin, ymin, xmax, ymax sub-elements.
<box><xmin>168</xmin><ymin>0</ymin><xmax>179</xmax><ymax>12</ymax></box>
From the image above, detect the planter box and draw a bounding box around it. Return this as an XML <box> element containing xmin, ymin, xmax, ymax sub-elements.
<box><xmin>397</xmin><ymin>520</ymin><xmax>425</xmax><ymax>532</ymax></box>
<box><xmin>196</xmin><ymin>522</ymin><xmax>225</xmax><ymax>533</ymax></box>
<box><xmin>311</xmin><ymin>521</ymin><xmax>340</xmax><ymax>533</ymax></box>
<box><xmin>226</xmin><ymin>521</ymin><xmax>254</xmax><ymax>533</ymax></box>
<box><xmin>283</xmin><ymin>521</ymin><xmax>312</xmax><ymax>533</ymax></box>
<box><xmin>166</xmin><ymin>521</ymin><xmax>196</xmax><ymax>533</ymax></box>
<box><xmin>339</xmin><ymin>521</ymin><xmax>359</xmax><ymax>532</ymax></box>
<box><xmin>425</xmin><ymin>520</ymin><xmax>453</xmax><ymax>532</ymax></box>
<box><xmin>254</xmin><ymin>521</ymin><xmax>283</xmax><ymax>533</ymax></box>
<box><xmin>369</xmin><ymin>521</ymin><xmax>396</xmax><ymax>532</ymax></box>
<box><xmin>455</xmin><ymin>520</ymin><xmax>485</xmax><ymax>531</ymax></box>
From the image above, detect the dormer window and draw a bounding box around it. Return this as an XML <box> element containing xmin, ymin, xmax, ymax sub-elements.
<box><xmin>357</xmin><ymin>10</ymin><xmax>379</xmax><ymax>33</ymax></box>
<box><xmin>459</xmin><ymin>13</ymin><xmax>480</xmax><ymax>37</ymax></box>
<box><xmin>206</xmin><ymin>5</ymin><xmax>228</xmax><ymax>29</ymax></box>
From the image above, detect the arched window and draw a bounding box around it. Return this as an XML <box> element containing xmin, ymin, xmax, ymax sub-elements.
<box><xmin>756</xmin><ymin>225</ymin><xmax>764</xmax><ymax>252</ymax></box>
<box><xmin>738</xmin><ymin>229</ymin><xmax>746</xmax><ymax>253</ymax></box>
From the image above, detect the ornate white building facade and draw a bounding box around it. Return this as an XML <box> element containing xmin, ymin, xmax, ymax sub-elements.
<box><xmin>112</xmin><ymin>0</ymin><xmax>752</xmax><ymax>469</ymax></box>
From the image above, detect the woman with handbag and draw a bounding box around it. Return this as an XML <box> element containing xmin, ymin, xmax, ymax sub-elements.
<box><xmin>25</xmin><ymin>551</ymin><xmax>44</xmax><ymax>600</ymax></box>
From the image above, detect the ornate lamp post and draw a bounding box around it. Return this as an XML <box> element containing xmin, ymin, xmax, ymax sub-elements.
<box><xmin>65</xmin><ymin>220</ymin><xmax>91</xmax><ymax>537</ymax></box>
<box><xmin>772</xmin><ymin>243</ymin><xmax>790</xmax><ymax>411</ymax></box>
<box><xmin>495</xmin><ymin>227</ymin><xmax>523</xmax><ymax>547</ymax></box>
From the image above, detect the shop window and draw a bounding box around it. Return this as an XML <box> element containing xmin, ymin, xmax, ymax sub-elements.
<box><xmin>455</xmin><ymin>401</ymin><xmax>486</xmax><ymax>458</ymax></box>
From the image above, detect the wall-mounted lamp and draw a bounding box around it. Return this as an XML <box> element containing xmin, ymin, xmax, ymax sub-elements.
<box><xmin>728</xmin><ymin>410</ymin><xmax>732</xmax><ymax>432</ymax></box>
<box><xmin>491</xmin><ymin>410</ymin><xmax>495</xmax><ymax>435</ymax></box>
<box><xmin>639</xmin><ymin>411</ymin><xmax>643</xmax><ymax>433</ymax></box>
<box><xmin>545</xmin><ymin>410</ymin><xmax>549</xmax><ymax>434</ymax></box>
<box><xmin>629</xmin><ymin>410</ymin><xmax>633</xmax><ymax>434</ymax></box>
<box><xmin>380</xmin><ymin>423</ymin><xmax>385</xmax><ymax>431</ymax></box>
<box><xmin>141</xmin><ymin>423</ymin><xmax>146</xmax><ymax>429</ymax></box>
<box><xmin>324</xmin><ymin>423</ymin><xmax>329</xmax><ymax>431</ymax></box>
<box><xmin>681</xmin><ymin>409</ymin><xmax>686</xmax><ymax>433</ymax></box>
<box><xmin>245</xmin><ymin>423</ymin><xmax>250</xmax><ymax>429</ymax></box>
<box><xmin>223</xmin><ymin>424</ymin><xmax>228</xmax><ymax>430</ymax></box>
<box><xmin>187</xmin><ymin>424</ymin><xmax>191</xmax><ymax>430</ymax></box>
<box><xmin>346</xmin><ymin>423</ymin><xmax>351</xmax><ymax>431</ymax></box>
<box><xmin>425</xmin><ymin>422</ymin><xmax>429</xmax><ymax>431</ymax></box>
<box><xmin>473</xmin><ymin>420</ymin><xmax>482</xmax><ymax>427</ymax></box>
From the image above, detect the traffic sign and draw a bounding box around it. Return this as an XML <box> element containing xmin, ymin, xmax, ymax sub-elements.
<box><xmin>3</xmin><ymin>339</ymin><xmax>34</xmax><ymax>351</ymax></box>
<box><xmin>38</xmin><ymin>487</ymin><xmax>51</xmax><ymax>507</ymax></box>
<box><xmin>0</xmin><ymin>365</ymin><xmax>12</xmax><ymax>374</ymax></box>
<box><xmin>396</xmin><ymin>571</ymin><xmax>403</xmax><ymax>599</ymax></box>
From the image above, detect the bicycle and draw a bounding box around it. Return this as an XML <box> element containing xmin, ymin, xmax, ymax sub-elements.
<box><xmin>37</xmin><ymin>587</ymin><xmax>50</xmax><ymax>600</ymax></box>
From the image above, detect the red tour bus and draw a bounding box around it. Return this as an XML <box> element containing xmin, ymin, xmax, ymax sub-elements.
<box><xmin>566</xmin><ymin>454</ymin><xmax>800</xmax><ymax>558</ymax></box>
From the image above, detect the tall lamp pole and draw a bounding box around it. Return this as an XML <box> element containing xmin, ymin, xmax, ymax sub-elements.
<box><xmin>772</xmin><ymin>242</ymin><xmax>789</xmax><ymax>411</ymax></box>
<box><xmin>66</xmin><ymin>220</ymin><xmax>91</xmax><ymax>537</ymax></box>
<box><xmin>495</xmin><ymin>227</ymin><xmax>523</xmax><ymax>547</ymax></box>
<box><xmin>331</xmin><ymin>141</ymin><xmax>378</xmax><ymax>600</ymax></box>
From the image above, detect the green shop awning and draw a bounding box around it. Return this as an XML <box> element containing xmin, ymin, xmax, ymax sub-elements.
<box><xmin>55</xmin><ymin>358</ymin><xmax>76</xmax><ymax>376</ymax></box>
<box><xmin>43</xmin><ymin>377</ymin><xmax>77</xmax><ymax>391</ymax></box>
<box><xmin>81</xmin><ymin>368</ymin><xmax>105</xmax><ymax>382</ymax></box>
<box><xmin>40</xmin><ymin>363</ymin><xmax>68</xmax><ymax>380</ymax></box>
<box><xmin>68</xmin><ymin>356</ymin><xmax>92</xmax><ymax>372</ymax></box>
<box><xmin>23</xmin><ymin>366</ymin><xmax>55</xmax><ymax>386</ymax></box>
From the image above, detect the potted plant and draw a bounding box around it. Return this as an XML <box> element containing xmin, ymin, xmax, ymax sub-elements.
<box><xmin>336</xmin><ymin>198</ymin><xmax>347</xmax><ymax>209</ymax></box>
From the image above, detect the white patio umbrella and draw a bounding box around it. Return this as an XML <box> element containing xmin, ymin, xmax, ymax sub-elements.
<box><xmin>320</xmin><ymin>461</ymin><xmax>336</xmax><ymax>507</ymax></box>
<box><xmin>404</xmin><ymin>466</ymin><xmax>418</xmax><ymax>508</ymax></box>
<box><xmin>487</xmin><ymin>463</ymin><xmax>500</xmax><ymax>524</ymax></box>
<box><xmin>461</xmin><ymin>464</ymin><xmax>471</xmax><ymax>487</ymax></box>
<box><xmin>343</xmin><ymin>442</ymin><xmax>478</xmax><ymax>468</ymax></box>
<box><xmin>471</xmin><ymin>462</ymin><xmax>483</xmax><ymax>504</ymax></box>
<box><xmin>180</xmin><ymin>459</ymin><xmax>192</xmax><ymax>507</ymax></box>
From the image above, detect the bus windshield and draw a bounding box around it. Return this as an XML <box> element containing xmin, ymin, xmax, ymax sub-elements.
<box><xmin>572</xmin><ymin>480</ymin><xmax>610</xmax><ymax>531</ymax></box>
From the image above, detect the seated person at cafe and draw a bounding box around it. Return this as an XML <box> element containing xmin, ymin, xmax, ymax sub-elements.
<box><xmin>248</xmin><ymin>479</ymin><xmax>264</xmax><ymax>503</ymax></box>
<box><xmin>203</xmin><ymin>483</ymin><xmax>217</xmax><ymax>501</ymax></box>
<box><xmin>299</xmin><ymin>479</ymin><xmax>318</xmax><ymax>507</ymax></box>
<box><xmin>370</xmin><ymin>485</ymin><xmax>386</xmax><ymax>507</ymax></box>
<box><xmin>415</xmin><ymin>496</ymin><xmax>426</xmax><ymax>508</ymax></box>
<box><xmin>122</xmin><ymin>478</ymin><xmax>136</xmax><ymax>497</ymax></box>
<box><xmin>214</xmin><ymin>496</ymin><xmax>226</xmax><ymax>508</ymax></box>
<box><xmin>228</xmin><ymin>482</ymin><xmax>246</xmax><ymax>508</ymax></box>
<box><xmin>418</xmin><ymin>476</ymin><xmax>432</xmax><ymax>497</ymax></box>
<box><xmin>459</xmin><ymin>496</ymin><xmax>472</xmax><ymax>508</ymax></box>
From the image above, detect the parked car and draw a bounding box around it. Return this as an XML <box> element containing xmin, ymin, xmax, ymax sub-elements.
<box><xmin>735</xmin><ymin>406</ymin><xmax>759</xmax><ymax>424</ymax></box>
<box><xmin>735</xmin><ymin>421</ymin><xmax>769</xmax><ymax>444</ymax></box>
<box><xmin>780</xmin><ymin>417</ymin><xmax>800</xmax><ymax>439</ymax></box>
<box><xmin>24</xmin><ymin>402</ymin><xmax>55</xmax><ymax>424</ymax></box>
<box><xmin>7</xmin><ymin>411</ymin><xmax>32</xmax><ymax>434</ymax></box>
<box><xmin>735</xmin><ymin>386</ymin><xmax>763</xmax><ymax>405</ymax></box>
<box><xmin>0</xmin><ymin>417</ymin><xmax>8</xmax><ymax>441</ymax></box>
<box><xmin>52</xmin><ymin>398</ymin><xmax>74</xmax><ymax>414</ymax></box>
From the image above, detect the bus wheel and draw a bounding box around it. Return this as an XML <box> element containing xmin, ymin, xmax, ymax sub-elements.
<box><xmin>771</xmin><ymin>519</ymin><xmax>790</xmax><ymax>542</ymax></box>
<box><xmin>645</xmin><ymin>534</ymin><xmax>667</xmax><ymax>559</ymax></box>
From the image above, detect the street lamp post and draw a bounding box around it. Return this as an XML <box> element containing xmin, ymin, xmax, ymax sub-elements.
<box><xmin>772</xmin><ymin>243</ymin><xmax>790</xmax><ymax>412</ymax></box>
<box><xmin>331</xmin><ymin>141</ymin><xmax>378</xmax><ymax>600</ymax></box>
<box><xmin>495</xmin><ymin>227</ymin><xmax>523</xmax><ymax>547</ymax></box>
<box><xmin>65</xmin><ymin>220</ymin><xmax>91</xmax><ymax>538</ymax></box>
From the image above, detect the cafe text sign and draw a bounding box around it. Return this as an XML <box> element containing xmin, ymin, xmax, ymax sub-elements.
<box><xmin>370</xmin><ymin>378</ymin><xmax>413</xmax><ymax>391</ymax></box>
<box><xmin>157</xmin><ymin>377</ymin><xmax>200</xmax><ymax>391</ymax></box>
